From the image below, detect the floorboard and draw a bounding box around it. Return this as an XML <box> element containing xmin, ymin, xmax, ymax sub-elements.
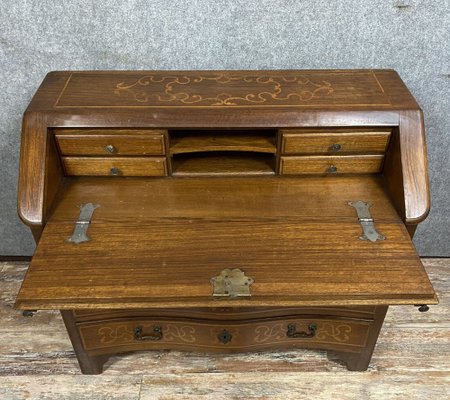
<box><xmin>0</xmin><ymin>259</ymin><xmax>449</xmax><ymax>399</ymax></box>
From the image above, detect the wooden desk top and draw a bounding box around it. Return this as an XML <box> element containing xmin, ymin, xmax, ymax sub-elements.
<box><xmin>27</xmin><ymin>70</ymin><xmax>419</xmax><ymax>124</ymax></box>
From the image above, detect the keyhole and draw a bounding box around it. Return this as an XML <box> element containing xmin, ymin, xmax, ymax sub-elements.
<box><xmin>218</xmin><ymin>329</ymin><xmax>232</xmax><ymax>344</ymax></box>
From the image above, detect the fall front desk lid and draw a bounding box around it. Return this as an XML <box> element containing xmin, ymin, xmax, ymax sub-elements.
<box><xmin>16</xmin><ymin>177</ymin><xmax>436</xmax><ymax>310</ymax></box>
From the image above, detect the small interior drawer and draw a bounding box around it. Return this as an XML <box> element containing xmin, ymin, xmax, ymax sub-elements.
<box><xmin>62</xmin><ymin>157</ymin><xmax>167</xmax><ymax>176</ymax></box>
<box><xmin>280</xmin><ymin>155</ymin><xmax>384</xmax><ymax>175</ymax></box>
<box><xmin>55</xmin><ymin>130</ymin><xmax>166</xmax><ymax>156</ymax></box>
<box><xmin>280</xmin><ymin>129</ymin><xmax>391</xmax><ymax>155</ymax></box>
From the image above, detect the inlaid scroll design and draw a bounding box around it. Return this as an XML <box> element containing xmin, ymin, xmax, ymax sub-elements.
<box><xmin>115</xmin><ymin>74</ymin><xmax>334</xmax><ymax>106</ymax></box>
<box><xmin>315</xmin><ymin>323</ymin><xmax>352</xmax><ymax>342</ymax></box>
<box><xmin>252</xmin><ymin>322</ymin><xmax>353</xmax><ymax>344</ymax></box>
<box><xmin>97</xmin><ymin>324</ymin><xmax>196</xmax><ymax>344</ymax></box>
<box><xmin>164</xmin><ymin>324</ymin><xmax>196</xmax><ymax>343</ymax></box>
<box><xmin>254</xmin><ymin>323</ymin><xmax>286</xmax><ymax>343</ymax></box>
<box><xmin>98</xmin><ymin>326</ymin><xmax>133</xmax><ymax>344</ymax></box>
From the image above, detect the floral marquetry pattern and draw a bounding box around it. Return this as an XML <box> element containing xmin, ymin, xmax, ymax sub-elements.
<box><xmin>96</xmin><ymin>323</ymin><xmax>197</xmax><ymax>345</ymax></box>
<box><xmin>114</xmin><ymin>74</ymin><xmax>334</xmax><ymax>106</ymax></box>
<box><xmin>97</xmin><ymin>325</ymin><xmax>133</xmax><ymax>344</ymax></box>
<box><xmin>164</xmin><ymin>324</ymin><xmax>196</xmax><ymax>343</ymax></box>
<box><xmin>252</xmin><ymin>321</ymin><xmax>355</xmax><ymax>344</ymax></box>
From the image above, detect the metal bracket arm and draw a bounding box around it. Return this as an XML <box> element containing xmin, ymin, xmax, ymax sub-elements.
<box><xmin>348</xmin><ymin>201</ymin><xmax>385</xmax><ymax>242</ymax></box>
<box><xmin>67</xmin><ymin>203</ymin><xmax>100</xmax><ymax>244</ymax></box>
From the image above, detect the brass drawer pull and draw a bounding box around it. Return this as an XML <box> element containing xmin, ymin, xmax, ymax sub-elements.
<box><xmin>110</xmin><ymin>167</ymin><xmax>120</xmax><ymax>176</ymax></box>
<box><xmin>287</xmin><ymin>323</ymin><xmax>317</xmax><ymax>338</ymax></box>
<box><xmin>327</xmin><ymin>165</ymin><xmax>338</xmax><ymax>173</ymax></box>
<box><xmin>218</xmin><ymin>329</ymin><xmax>232</xmax><ymax>344</ymax></box>
<box><xmin>104</xmin><ymin>144</ymin><xmax>116</xmax><ymax>154</ymax></box>
<box><xmin>134</xmin><ymin>325</ymin><xmax>163</xmax><ymax>341</ymax></box>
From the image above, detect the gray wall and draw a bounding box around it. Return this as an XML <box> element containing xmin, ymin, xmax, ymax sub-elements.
<box><xmin>1</xmin><ymin>0</ymin><xmax>449</xmax><ymax>256</ymax></box>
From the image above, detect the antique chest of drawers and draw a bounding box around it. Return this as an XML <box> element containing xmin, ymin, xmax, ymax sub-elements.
<box><xmin>15</xmin><ymin>70</ymin><xmax>437</xmax><ymax>373</ymax></box>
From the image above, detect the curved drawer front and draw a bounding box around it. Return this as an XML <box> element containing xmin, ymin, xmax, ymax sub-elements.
<box><xmin>62</xmin><ymin>157</ymin><xmax>167</xmax><ymax>176</ymax></box>
<box><xmin>280</xmin><ymin>155</ymin><xmax>384</xmax><ymax>175</ymax></box>
<box><xmin>280</xmin><ymin>129</ymin><xmax>391</xmax><ymax>155</ymax></box>
<box><xmin>79</xmin><ymin>317</ymin><xmax>371</xmax><ymax>354</ymax></box>
<box><xmin>55</xmin><ymin>130</ymin><xmax>167</xmax><ymax>156</ymax></box>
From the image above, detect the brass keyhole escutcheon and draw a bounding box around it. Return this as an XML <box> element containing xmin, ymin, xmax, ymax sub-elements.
<box><xmin>110</xmin><ymin>167</ymin><xmax>120</xmax><ymax>176</ymax></box>
<box><xmin>218</xmin><ymin>329</ymin><xmax>232</xmax><ymax>344</ymax></box>
<box><xmin>327</xmin><ymin>165</ymin><xmax>338</xmax><ymax>173</ymax></box>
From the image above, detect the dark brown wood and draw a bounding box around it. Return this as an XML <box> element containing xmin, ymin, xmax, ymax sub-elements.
<box><xmin>279</xmin><ymin>155</ymin><xmax>384</xmax><ymax>174</ymax></box>
<box><xmin>62</xmin><ymin>156</ymin><xmax>167</xmax><ymax>176</ymax></box>
<box><xmin>60</xmin><ymin>310</ymin><xmax>109</xmax><ymax>374</ymax></box>
<box><xmin>15</xmin><ymin>69</ymin><xmax>435</xmax><ymax>374</ymax></box>
<box><xmin>48</xmin><ymin>176</ymin><xmax>402</xmax><ymax>222</ymax></box>
<box><xmin>55</xmin><ymin>129</ymin><xmax>166</xmax><ymax>156</ymax></box>
<box><xmin>172</xmin><ymin>153</ymin><xmax>275</xmax><ymax>176</ymax></box>
<box><xmin>332</xmin><ymin>305</ymin><xmax>388</xmax><ymax>371</ymax></box>
<box><xmin>169</xmin><ymin>130</ymin><xmax>277</xmax><ymax>154</ymax></box>
<box><xmin>280</xmin><ymin>128</ymin><xmax>391</xmax><ymax>155</ymax></box>
<box><xmin>17</xmin><ymin>70</ymin><xmax>427</xmax><ymax>228</ymax></box>
<box><xmin>16</xmin><ymin>217</ymin><xmax>436</xmax><ymax>310</ymax></box>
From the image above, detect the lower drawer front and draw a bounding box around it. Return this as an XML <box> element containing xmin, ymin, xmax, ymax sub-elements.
<box><xmin>79</xmin><ymin>317</ymin><xmax>371</xmax><ymax>353</ymax></box>
<box><xmin>280</xmin><ymin>155</ymin><xmax>384</xmax><ymax>175</ymax></box>
<box><xmin>62</xmin><ymin>157</ymin><xmax>167</xmax><ymax>176</ymax></box>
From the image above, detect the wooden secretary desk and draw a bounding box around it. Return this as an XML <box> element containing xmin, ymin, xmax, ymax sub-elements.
<box><xmin>15</xmin><ymin>70</ymin><xmax>437</xmax><ymax>374</ymax></box>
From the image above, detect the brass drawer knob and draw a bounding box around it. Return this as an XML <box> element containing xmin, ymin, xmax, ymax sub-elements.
<box><xmin>331</xmin><ymin>143</ymin><xmax>342</xmax><ymax>151</ymax></box>
<box><xmin>110</xmin><ymin>167</ymin><xmax>120</xmax><ymax>176</ymax></box>
<box><xmin>327</xmin><ymin>165</ymin><xmax>338</xmax><ymax>173</ymax></box>
<box><xmin>104</xmin><ymin>144</ymin><xmax>116</xmax><ymax>154</ymax></box>
<box><xmin>286</xmin><ymin>323</ymin><xmax>317</xmax><ymax>338</ymax></box>
<box><xmin>134</xmin><ymin>325</ymin><xmax>163</xmax><ymax>341</ymax></box>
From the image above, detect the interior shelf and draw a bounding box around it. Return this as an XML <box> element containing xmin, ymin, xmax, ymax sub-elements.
<box><xmin>171</xmin><ymin>152</ymin><xmax>276</xmax><ymax>176</ymax></box>
<box><xmin>169</xmin><ymin>130</ymin><xmax>277</xmax><ymax>154</ymax></box>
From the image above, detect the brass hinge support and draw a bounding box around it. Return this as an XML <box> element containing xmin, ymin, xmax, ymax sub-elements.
<box><xmin>348</xmin><ymin>201</ymin><xmax>386</xmax><ymax>242</ymax></box>
<box><xmin>66</xmin><ymin>203</ymin><xmax>100</xmax><ymax>244</ymax></box>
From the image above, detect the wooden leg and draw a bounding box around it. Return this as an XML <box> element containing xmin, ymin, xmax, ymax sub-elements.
<box><xmin>60</xmin><ymin>310</ymin><xmax>109</xmax><ymax>374</ymax></box>
<box><xmin>331</xmin><ymin>306</ymin><xmax>388</xmax><ymax>371</ymax></box>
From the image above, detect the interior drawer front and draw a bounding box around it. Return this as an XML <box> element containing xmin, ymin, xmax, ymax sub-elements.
<box><xmin>280</xmin><ymin>130</ymin><xmax>390</xmax><ymax>155</ymax></box>
<box><xmin>55</xmin><ymin>131</ymin><xmax>166</xmax><ymax>156</ymax></box>
<box><xmin>62</xmin><ymin>157</ymin><xmax>167</xmax><ymax>176</ymax></box>
<box><xmin>79</xmin><ymin>317</ymin><xmax>371</xmax><ymax>354</ymax></box>
<box><xmin>280</xmin><ymin>155</ymin><xmax>384</xmax><ymax>175</ymax></box>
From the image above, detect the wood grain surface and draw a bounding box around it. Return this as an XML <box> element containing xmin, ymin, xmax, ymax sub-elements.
<box><xmin>170</xmin><ymin>130</ymin><xmax>277</xmax><ymax>154</ymax></box>
<box><xmin>55</xmin><ymin>130</ymin><xmax>166</xmax><ymax>156</ymax></box>
<box><xmin>1</xmin><ymin>259</ymin><xmax>448</xmax><ymax>399</ymax></box>
<box><xmin>280</xmin><ymin>129</ymin><xmax>391</xmax><ymax>154</ymax></box>
<box><xmin>15</xmin><ymin>219</ymin><xmax>436</xmax><ymax>309</ymax></box>
<box><xmin>17</xmin><ymin>70</ymin><xmax>426</xmax><ymax>229</ymax></box>
<box><xmin>171</xmin><ymin>153</ymin><xmax>275</xmax><ymax>176</ymax></box>
<box><xmin>49</xmin><ymin>176</ymin><xmax>402</xmax><ymax>222</ymax></box>
<box><xmin>279</xmin><ymin>155</ymin><xmax>384</xmax><ymax>174</ymax></box>
<box><xmin>62</xmin><ymin>156</ymin><xmax>168</xmax><ymax>176</ymax></box>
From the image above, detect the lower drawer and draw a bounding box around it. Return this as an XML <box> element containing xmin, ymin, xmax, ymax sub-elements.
<box><xmin>62</xmin><ymin>157</ymin><xmax>167</xmax><ymax>176</ymax></box>
<box><xmin>79</xmin><ymin>316</ymin><xmax>371</xmax><ymax>354</ymax></box>
<box><xmin>280</xmin><ymin>155</ymin><xmax>384</xmax><ymax>175</ymax></box>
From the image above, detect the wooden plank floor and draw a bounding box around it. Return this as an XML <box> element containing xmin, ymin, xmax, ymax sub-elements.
<box><xmin>0</xmin><ymin>259</ymin><xmax>449</xmax><ymax>399</ymax></box>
